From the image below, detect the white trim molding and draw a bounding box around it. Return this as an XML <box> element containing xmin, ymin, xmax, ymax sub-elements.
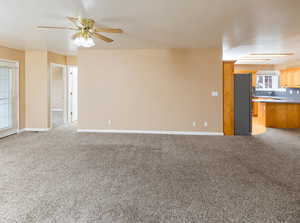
<box><xmin>51</xmin><ymin>108</ymin><xmax>63</xmax><ymax>112</ymax></box>
<box><xmin>49</xmin><ymin>63</ymin><xmax>68</xmax><ymax>128</ymax></box>
<box><xmin>77</xmin><ymin>129</ymin><xmax>224</xmax><ymax>136</ymax></box>
<box><xmin>19</xmin><ymin>128</ymin><xmax>50</xmax><ymax>132</ymax></box>
<box><xmin>0</xmin><ymin>129</ymin><xmax>18</xmax><ymax>138</ymax></box>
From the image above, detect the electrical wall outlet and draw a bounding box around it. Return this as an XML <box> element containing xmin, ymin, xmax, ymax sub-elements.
<box><xmin>204</xmin><ymin>121</ymin><xmax>208</xmax><ymax>127</ymax></box>
<box><xmin>193</xmin><ymin>122</ymin><xmax>196</xmax><ymax>127</ymax></box>
<box><xmin>212</xmin><ymin>91</ymin><xmax>218</xmax><ymax>97</ymax></box>
<box><xmin>108</xmin><ymin>120</ymin><xmax>112</xmax><ymax>125</ymax></box>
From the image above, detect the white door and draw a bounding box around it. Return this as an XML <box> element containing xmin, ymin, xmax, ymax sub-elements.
<box><xmin>68</xmin><ymin>66</ymin><xmax>78</xmax><ymax>123</ymax></box>
<box><xmin>0</xmin><ymin>62</ymin><xmax>19</xmax><ymax>138</ymax></box>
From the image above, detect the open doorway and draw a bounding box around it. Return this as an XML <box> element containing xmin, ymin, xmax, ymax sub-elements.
<box><xmin>50</xmin><ymin>63</ymin><xmax>67</xmax><ymax>128</ymax></box>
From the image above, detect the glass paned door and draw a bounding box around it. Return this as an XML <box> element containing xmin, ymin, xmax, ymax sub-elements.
<box><xmin>0</xmin><ymin>67</ymin><xmax>12</xmax><ymax>129</ymax></box>
<box><xmin>0</xmin><ymin>63</ymin><xmax>18</xmax><ymax>138</ymax></box>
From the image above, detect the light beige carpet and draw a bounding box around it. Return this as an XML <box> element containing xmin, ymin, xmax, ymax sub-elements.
<box><xmin>0</xmin><ymin>126</ymin><xmax>299</xmax><ymax>223</ymax></box>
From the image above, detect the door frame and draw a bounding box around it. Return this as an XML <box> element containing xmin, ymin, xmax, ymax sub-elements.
<box><xmin>67</xmin><ymin>65</ymin><xmax>78</xmax><ymax>123</ymax></box>
<box><xmin>0</xmin><ymin>59</ymin><xmax>19</xmax><ymax>138</ymax></box>
<box><xmin>49</xmin><ymin>63</ymin><xmax>67</xmax><ymax>129</ymax></box>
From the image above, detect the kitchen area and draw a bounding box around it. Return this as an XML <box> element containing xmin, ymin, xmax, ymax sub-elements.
<box><xmin>251</xmin><ymin>68</ymin><xmax>300</xmax><ymax>134</ymax></box>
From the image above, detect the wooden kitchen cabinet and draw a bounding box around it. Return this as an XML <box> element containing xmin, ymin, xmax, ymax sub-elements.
<box><xmin>280</xmin><ymin>68</ymin><xmax>300</xmax><ymax>88</ymax></box>
<box><xmin>255</xmin><ymin>101</ymin><xmax>300</xmax><ymax>129</ymax></box>
<box><xmin>280</xmin><ymin>70</ymin><xmax>287</xmax><ymax>87</ymax></box>
<box><xmin>252</xmin><ymin>72</ymin><xmax>256</xmax><ymax>87</ymax></box>
<box><xmin>252</xmin><ymin>101</ymin><xmax>258</xmax><ymax>116</ymax></box>
<box><xmin>265</xmin><ymin>103</ymin><xmax>300</xmax><ymax>128</ymax></box>
<box><xmin>257</xmin><ymin>102</ymin><xmax>266</xmax><ymax>126</ymax></box>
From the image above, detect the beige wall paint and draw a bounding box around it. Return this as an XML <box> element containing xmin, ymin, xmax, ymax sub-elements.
<box><xmin>0</xmin><ymin>45</ymin><xmax>25</xmax><ymax>128</ymax></box>
<box><xmin>47</xmin><ymin>52</ymin><xmax>77</xmax><ymax>65</ymax></box>
<box><xmin>48</xmin><ymin>51</ymin><xmax>66</xmax><ymax>65</ymax></box>
<box><xmin>66</xmin><ymin>56</ymin><xmax>77</xmax><ymax>66</ymax></box>
<box><xmin>0</xmin><ymin>48</ymin><xmax>72</xmax><ymax>130</ymax></box>
<box><xmin>275</xmin><ymin>60</ymin><xmax>300</xmax><ymax>70</ymax></box>
<box><xmin>51</xmin><ymin>67</ymin><xmax>64</xmax><ymax>110</ymax></box>
<box><xmin>78</xmin><ymin>49</ymin><xmax>223</xmax><ymax>133</ymax></box>
<box><xmin>235</xmin><ymin>64</ymin><xmax>276</xmax><ymax>72</ymax></box>
<box><xmin>25</xmin><ymin>51</ymin><xmax>49</xmax><ymax>129</ymax></box>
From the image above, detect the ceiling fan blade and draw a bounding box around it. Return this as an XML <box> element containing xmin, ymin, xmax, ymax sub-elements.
<box><xmin>91</xmin><ymin>32</ymin><xmax>113</xmax><ymax>43</ymax></box>
<box><xmin>37</xmin><ymin>26</ymin><xmax>78</xmax><ymax>30</ymax></box>
<box><xmin>67</xmin><ymin>16</ymin><xmax>79</xmax><ymax>24</ymax></box>
<box><xmin>71</xmin><ymin>32</ymin><xmax>82</xmax><ymax>39</ymax></box>
<box><xmin>94</xmin><ymin>27</ymin><xmax>123</xmax><ymax>33</ymax></box>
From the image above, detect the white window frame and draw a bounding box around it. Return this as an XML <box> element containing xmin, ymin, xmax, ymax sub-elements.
<box><xmin>0</xmin><ymin>59</ymin><xmax>19</xmax><ymax>138</ymax></box>
<box><xmin>255</xmin><ymin>70</ymin><xmax>285</xmax><ymax>92</ymax></box>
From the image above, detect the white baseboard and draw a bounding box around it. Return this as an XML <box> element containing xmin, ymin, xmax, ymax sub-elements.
<box><xmin>51</xmin><ymin>108</ymin><xmax>63</xmax><ymax>112</ymax></box>
<box><xmin>0</xmin><ymin>129</ymin><xmax>18</xmax><ymax>138</ymax></box>
<box><xmin>77</xmin><ymin>129</ymin><xmax>224</xmax><ymax>136</ymax></box>
<box><xmin>17</xmin><ymin>129</ymin><xmax>26</xmax><ymax>133</ymax></box>
<box><xmin>19</xmin><ymin>128</ymin><xmax>50</xmax><ymax>132</ymax></box>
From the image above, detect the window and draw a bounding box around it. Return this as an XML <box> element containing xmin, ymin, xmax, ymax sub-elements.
<box><xmin>256</xmin><ymin>71</ymin><xmax>280</xmax><ymax>90</ymax></box>
<box><xmin>0</xmin><ymin>60</ymin><xmax>19</xmax><ymax>138</ymax></box>
<box><xmin>0</xmin><ymin>67</ymin><xmax>12</xmax><ymax>129</ymax></box>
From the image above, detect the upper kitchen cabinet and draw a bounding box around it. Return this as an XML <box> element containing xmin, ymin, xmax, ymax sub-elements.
<box><xmin>280</xmin><ymin>68</ymin><xmax>300</xmax><ymax>88</ymax></box>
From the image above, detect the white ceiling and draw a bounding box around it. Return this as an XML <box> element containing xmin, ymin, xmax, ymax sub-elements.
<box><xmin>0</xmin><ymin>0</ymin><xmax>300</xmax><ymax>64</ymax></box>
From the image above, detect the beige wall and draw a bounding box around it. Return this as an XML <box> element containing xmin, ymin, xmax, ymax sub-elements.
<box><xmin>48</xmin><ymin>51</ymin><xmax>66</xmax><ymax>65</ymax></box>
<box><xmin>275</xmin><ymin>60</ymin><xmax>300</xmax><ymax>70</ymax></box>
<box><xmin>51</xmin><ymin>67</ymin><xmax>64</xmax><ymax>110</ymax></box>
<box><xmin>0</xmin><ymin>45</ymin><xmax>25</xmax><ymax>128</ymax></box>
<box><xmin>0</xmin><ymin>47</ymin><xmax>74</xmax><ymax>130</ymax></box>
<box><xmin>66</xmin><ymin>56</ymin><xmax>77</xmax><ymax>66</ymax></box>
<box><xmin>25</xmin><ymin>51</ymin><xmax>49</xmax><ymax>129</ymax></box>
<box><xmin>47</xmin><ymin>52</ymin><xmax>77</xmax><ymax>66</ymax></box>
<box><xmin>235</xmin><ymin>64</ymin><xmax>276</xmax><ymax>72</ymax></box>
<box><xmin>78</xmin><ymin>49</ymin><xmax>223</xmax><ymax>133</ymax></box>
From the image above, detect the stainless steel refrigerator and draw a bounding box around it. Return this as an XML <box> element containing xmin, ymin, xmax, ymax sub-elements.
<box><xmin>234</xmin><ymin>74</ymin><xmax>252</xmax><ymax>136</ymax></box>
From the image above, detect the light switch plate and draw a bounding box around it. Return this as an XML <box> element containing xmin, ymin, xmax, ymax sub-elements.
<box><xmin>212</xmin><ymin>91</ymin><xmax>218</xmax><ymax>97</ymax></box>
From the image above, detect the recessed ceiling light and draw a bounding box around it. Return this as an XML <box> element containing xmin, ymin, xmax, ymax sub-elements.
<box><xmin>238</xmin><ymin>58</ymin><xmax>272</xmax><ymax>61</ymax></box>
<box><xmin>248</xmin><ymin>53</ymin><xmax>294</xmax><ymax>57</ymax></box>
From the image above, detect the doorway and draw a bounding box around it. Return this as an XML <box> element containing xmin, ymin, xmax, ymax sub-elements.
<box><xmin>50</xmin><ymin>63</ymin><xmax>67</xmax><ymax>128</ymax></box>
<box><xmin>0</xmin><ymin>60</ymin><xmax>19</xmax><ymax>138</ymax></box>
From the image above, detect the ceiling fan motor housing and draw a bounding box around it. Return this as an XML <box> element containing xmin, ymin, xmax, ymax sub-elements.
<box><xmin>80</xmin><ymin>18</ymin><xmax>95</xmax><ymax>30</ymax></box>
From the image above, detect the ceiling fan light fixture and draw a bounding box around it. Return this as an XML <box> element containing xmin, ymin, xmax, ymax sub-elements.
<box><xmin>74</xmin><ymin>36</ymin><xmax>95</xmax><ymax>48</ymax></box>
<box><xmin>38</xmin><ymin>17</ymin><xmax>123</xmax><ymax>46</ymax></box>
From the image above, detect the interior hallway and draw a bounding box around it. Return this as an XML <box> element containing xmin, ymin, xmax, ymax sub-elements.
<box><xmin>0</xmin><ymin>127</ymin><xmax>299</xmax><ymax>222</ymax></box>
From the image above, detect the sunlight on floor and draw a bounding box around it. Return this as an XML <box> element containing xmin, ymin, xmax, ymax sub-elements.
<box><xmin>252</xmin><ymin>116</ymin><xmax>266</xmax><ymax>135</ymax></box>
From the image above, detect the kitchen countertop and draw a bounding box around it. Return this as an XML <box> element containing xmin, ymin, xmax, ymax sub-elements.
<box><xmin>253</xmin><ymin>96</ymin><xmax>286</xmax><ymax>99</ymax></box>
<box><xmin>252</xmin><ymin>98</ymin><xmax>300</xmax><ymax>104</ymax></box>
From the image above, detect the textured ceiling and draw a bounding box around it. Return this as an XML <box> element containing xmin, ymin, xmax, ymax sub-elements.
<box><xmin>0</xmin><ymin>0</ymin><xmax>300</xmax><ymax>64</ymax></box>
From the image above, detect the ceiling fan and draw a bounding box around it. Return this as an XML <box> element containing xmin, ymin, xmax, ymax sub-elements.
<box><xmin>37</xmin><ymin>17</ymin><xmax>123</xmax><ymax>47</ymax></box>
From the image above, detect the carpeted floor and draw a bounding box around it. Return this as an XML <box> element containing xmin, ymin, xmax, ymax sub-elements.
<box><xmin>0</xmin><ymin>126</ymin><xmax>300</xmax><ymax>223</ymax></box>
